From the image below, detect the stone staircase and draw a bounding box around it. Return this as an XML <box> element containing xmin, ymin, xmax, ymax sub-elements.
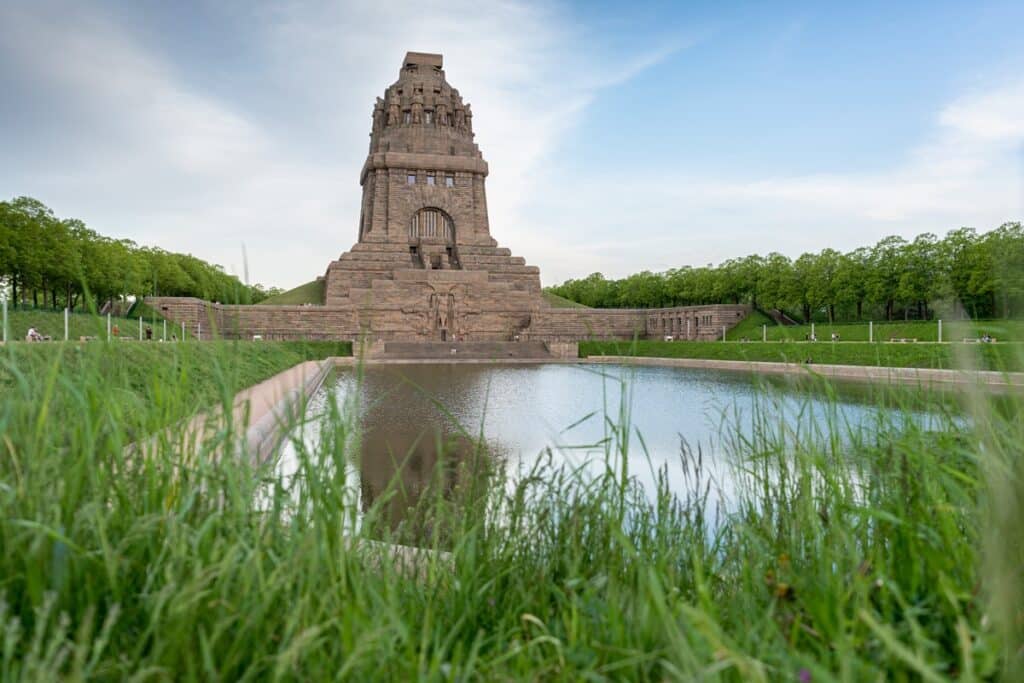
<box><xmin>376</xmin><ymin>341</ymin><xmax>554</xmax><ymax>360</ymax></box>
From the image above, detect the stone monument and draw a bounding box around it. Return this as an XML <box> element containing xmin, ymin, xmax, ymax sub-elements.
<box><xmin>147</xmin><ymin>52</ymin><xmax>750</xmax><ymax>347</ymax></box>
<box><xmin>322</xmin><ymin>51</ymin><xmax>543</xmax><ymax>341</ymax></box>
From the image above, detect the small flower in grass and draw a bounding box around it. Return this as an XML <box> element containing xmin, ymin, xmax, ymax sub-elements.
<box><xmin>798</xmin><ymin>668</ymin><xmax>812</xmax><ymax>682</ymax></box>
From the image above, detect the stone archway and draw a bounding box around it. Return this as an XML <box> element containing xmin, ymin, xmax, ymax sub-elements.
<box><xmin>409</xmin><ymin>207</ymin><xmax>454</xmax><ymax>242</ymax></box>
<box><xmin>409</xmin><ymin>207</ymin><xmax>460</xmax><ymax>270</ymax></box>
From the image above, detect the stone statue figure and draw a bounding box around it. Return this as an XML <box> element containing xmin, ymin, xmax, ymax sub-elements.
<box><xmin>454</xmin><ymin>104</ymin><xmax>465</xmax><ymax>131</ymax></box>
<box><xmin>386</xmin><ymin>93</ymin><xmax>400</xmax><ymax>126</ymax></box>
<box><xmin>411</xmin><ymin>88</ymin><xmax>424</xmax><ymax>124</ymax></box>
<box><xmin>464</xmin><ymin>103</ymin><xmax>473</xmax><ymax>134</ymax></box>
<box><xmin>435</xmin><ymin>100</ymin><xmax>448</xmax><ymax>126</ymax></box>
<box><xmin>372</xmin><ymin>98</ymin><xmax>385</xmax><ymax>131</ymax></box>
<box><xmin>438</xmin><ymin>298</ymin><xmax>449</xmax><ymax>329</ymax></box>
<box><xmin>446</xmin><ymin>293</ymin><xmax>456</xmax><ymax>330</ymax></box>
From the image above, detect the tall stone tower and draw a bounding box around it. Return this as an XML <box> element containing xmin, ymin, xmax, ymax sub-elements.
<box><xmin>324</xmin><ymin>51</ymin><xmax>544</xmax><ymax>341</ymax></box>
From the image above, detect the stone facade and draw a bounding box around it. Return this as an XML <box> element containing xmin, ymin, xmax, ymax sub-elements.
<box><xmin>147</xmin><ymin>52</ymin><xmax>751</xmax><ymax>345</ymax></box>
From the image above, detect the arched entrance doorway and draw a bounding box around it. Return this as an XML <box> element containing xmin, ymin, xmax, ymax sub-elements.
<box><xmin>409</xmin><ymin>208</ymin><xmax>459</xmax><ymax>270</ymax></box>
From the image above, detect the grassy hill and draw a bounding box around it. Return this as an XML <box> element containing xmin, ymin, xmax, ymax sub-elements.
<box><xmin>542</xmin><ymin>291</ymin><xmax>590</xmax><ymax>308</ymax></box>
<box><xmin>258</xmin><ymin>279</ymin><xmax>325</xmax><ymax>306</ymax></box>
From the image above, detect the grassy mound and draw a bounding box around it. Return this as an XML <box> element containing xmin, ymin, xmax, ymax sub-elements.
<box><xmin>258</xmin><ymin>279</ymin><xmax>326</xmax><ymax>306</ymax></box>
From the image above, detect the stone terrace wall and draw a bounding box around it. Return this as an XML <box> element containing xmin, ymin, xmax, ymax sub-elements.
<box><xmin>148</xmin><ymin>298</ymin><xmax>751</xmax><ymax>343</ymax></box>
<box><xmin>643</xmin><ymin>304</ymin><xmax>752</xmax><ymax>340</ymax></box>
<box><xmin>523</xmin><ymin>304</ymin><xmax>752</xmax><ymax>342</ymax></box>
<box><xmin>147</xmin><ymin>298</ymin><xmax>360</xmax><ymax>341</ymax></box>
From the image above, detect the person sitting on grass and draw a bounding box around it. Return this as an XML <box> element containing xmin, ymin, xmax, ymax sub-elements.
<box><xmin>25</xmin><ymin>327</ymin><xmax>44</xmax><ymax>342</ymax></box>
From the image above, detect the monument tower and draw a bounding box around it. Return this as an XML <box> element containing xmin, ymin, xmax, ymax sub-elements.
<box><xmin>323</xmin><ymin>51</ymin><xmax>544</xmax><ymax>340</ymax></box>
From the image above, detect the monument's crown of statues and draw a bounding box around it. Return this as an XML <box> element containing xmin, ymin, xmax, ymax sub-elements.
<box><xmin>369</xmin><ymin>51</ymin><xmax>480</xmax><ymax>158</ymax></box>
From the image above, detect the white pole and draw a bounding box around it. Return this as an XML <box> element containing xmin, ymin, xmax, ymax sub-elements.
<box><xmin>1</xmin><ymin>295</ymin><xmax>6</xmax><ymax>343</ymax></box>
<box><xmin>763</xmin><ymin>324</ymin><xmax>767</xmax><ymax>342</ymax></box>
<box><xmin>197</xmin><ymin>322</ymin><xmax>201</xmax><ymax>341</ymax></box>
<box><xmin>722</xmin><ymin>325</ymin><xmax>726</xmax><ymax>342</ymax></box>
<box><xmin>64</xmin><ymin>308</ymin><xmax>69</xmax><ymax>341</ymax></box>
<box><xmin>163</xmin><ymin>319</ymin><xmax>167</xmax><ymax>342</ymax></box>
<box><xmin>107</xmin><ymin>313</ymin><xmax>111</xmax><ymax>341</ymax></box>
<box><xmin>686</xmin><ymin>319</ymin><xmax>690</xmax><ymax>340</ymax></box>
<box><xmin>938</xmin><ymin>319</ymin><xmax>942</xmax><ymax>343</ymax></box>
<box><xmin>869</xmin><ymin>320</ymin><xmax>873</xmax><ymax>343</ymax></box>
<box><xmin>181</xmin><ymin>321</ymin><xmax>185</xmax><ymax>341</ymax></box>
<box><xmin>139</xmin><ymin>316</ymin><xmax>143</xmax><ymax>340</ymax></box>
<box><xmin>811</xmin><ymin>322</ymin><xmax>815</xmax><ymax>341</ymax></box>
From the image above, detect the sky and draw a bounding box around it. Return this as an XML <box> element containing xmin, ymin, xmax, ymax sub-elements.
<box><xmin>1</xmin><ymin>0</ymin><xmax>1023</xmax><ymax>290</ymax></box>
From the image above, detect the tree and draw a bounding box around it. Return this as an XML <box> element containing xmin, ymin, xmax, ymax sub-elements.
<box><xmin>834</xmin><ymin>247</ymin><xmax>870</xmax><ymax>320</ymax></box>
<box><xmin>897</xmin><ymin>233</ymin><xmax>943</xmax><ymax>320</ymax></box>
<box><xmin>867</xmin><ymin>236</ymin><xmax>908</xmax><ymax>321</ymax></box>
<box><xmin>809</xmin><ymin>248</ymin><xmax>842</xmax><ymax>322</ymax></box>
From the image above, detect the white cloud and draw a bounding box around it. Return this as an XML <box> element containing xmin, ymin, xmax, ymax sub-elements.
<box><xmin>0</xmin><ymin>0</ymin><xmax>682</xmax><ymax>288</ymax></box>
<box><xmin>940</xmin><ymin>80</ymin><xmax>1024</xmax><ymax>141</ymax></box>
<box><xmin>3</xmin><ymin>1</ymin><xmax>1016</xmax><ymax>291</ymax></box>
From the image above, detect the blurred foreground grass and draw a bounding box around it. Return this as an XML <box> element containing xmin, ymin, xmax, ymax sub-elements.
<box><xmin>0</xmin><ymin>340</ymin><xmax>1020</xmax><ymax>680</ymax></box>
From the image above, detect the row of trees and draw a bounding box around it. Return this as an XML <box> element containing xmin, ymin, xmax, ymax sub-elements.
<box><xmin>0</xmin><ymin>197</ymin><xmax>279</xmax><ymax>310</ymax></box>
<box><xmin>547</xmin><ymin>223</ymin><xmax>1024</xmax><ymax>321</ymax></box>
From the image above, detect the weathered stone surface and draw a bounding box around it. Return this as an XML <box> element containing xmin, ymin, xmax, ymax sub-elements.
<box><xmin>148</xmin><ymin>52</ymin><xmax>751</xmax><ymax>343</ymax></box>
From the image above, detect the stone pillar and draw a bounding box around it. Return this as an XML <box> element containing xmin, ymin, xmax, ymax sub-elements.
<box><xmin>472</xmin><ymin>173</ymin><xmax>490</xmax><ymax>239</ymax></box>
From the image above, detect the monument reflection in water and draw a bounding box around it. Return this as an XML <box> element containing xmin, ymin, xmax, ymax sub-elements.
<box><xmin>277</xmin><ymin>363</ymin><xmax>940</xmax><ymax>539</ymax></box>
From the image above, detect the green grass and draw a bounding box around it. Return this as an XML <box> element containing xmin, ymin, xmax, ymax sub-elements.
<box><xmin>257</xmin><ymin>278</ymin><xmax>326</xmax><ymax>306</ymax></box>
<box><xmin>0</xmin><ymin>340</ymin><xmax>351</xmax><ymax>438</ymax></box>
<box><xmin>725</xmin><ymin>308</ymin><xmax>776</xmax><ymax>339</ymax></box>
<box><xmin>0</xmin><ymin>342</ymin><xmax>1021</xmax><ymax>679</ymax></box>
<box><xmin>542</xmin><ymin>290</ymin><xmax>591</xmax><ymax>308</ymax></box>
<box><xmin>727</xmin><ymin>315</ymin><xmax>1024</xmax><ymax>342</ymax></box>
<box><xmin>2</xmin><ymin>307</ymin><xmax>175</xmax><ymax>342</ymax></box>
<box><xmin>581</xmin><ymin>339</ymin><xmax>1024</xmax><ymax>372</ymax></box>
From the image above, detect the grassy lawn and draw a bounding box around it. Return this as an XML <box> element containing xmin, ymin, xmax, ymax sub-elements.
<box><xmin>727</xmin><ymin>313</ymin><xmax>1024</xmax><ymax>342</ymax></box>
<box><xmin>257</xmin><ymin>278</ymin><xmax>326</xmax><ymax>305</ymax></box>
<box><xmin>3</xmin><ymin>307</ymin><xmax>176</xmax><ymax>341</ymax></box>
<box><xmin>581</xmin><ymin>339</ymin><xmax>1024</xmax><ymax>372</ymax></box>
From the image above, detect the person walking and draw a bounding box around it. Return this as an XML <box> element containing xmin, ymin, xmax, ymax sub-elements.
<box><xmin>145</xmin><ymin>326</ymin><xmax>153</xmax><ymax>341</ymax></box>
